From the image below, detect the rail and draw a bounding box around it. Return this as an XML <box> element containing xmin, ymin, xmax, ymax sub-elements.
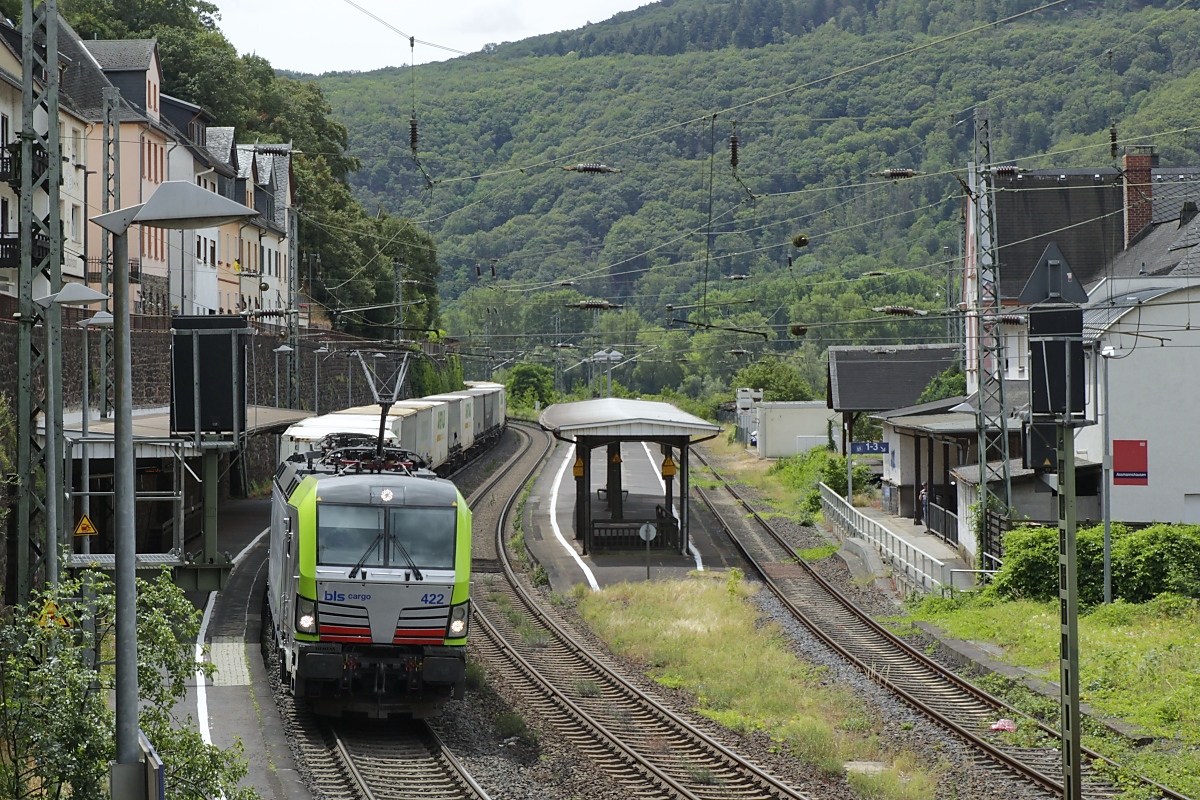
<box><xmin>819</xmin><ymin>482</ymin><xmax>951</xmax><ymax>591</ymax></box>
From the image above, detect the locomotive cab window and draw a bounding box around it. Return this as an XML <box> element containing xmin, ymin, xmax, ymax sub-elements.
<box><xmin>389</xmin><ymin>508</ymin><xmax>457</xmax><ymax>569</ymax></box>
<box><xmin>317</xmin><ymin>505</ymin><xmax>385</xmax><ymax>566</ymax></box>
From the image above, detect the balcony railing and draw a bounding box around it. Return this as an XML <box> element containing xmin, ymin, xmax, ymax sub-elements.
<box><xmin>0</xmin><ymin>142</ymin><xmax>50</xmax><ymax>188</ymax></box>
<box><xmin>84</xmin><ymin>256</ymin><xmax>142</xmax><ymax>284</ymax></box>
<box><xmin>0</xmin><ymin>231</ymin><xmax>51</xmax><ymax>269</ymax></box>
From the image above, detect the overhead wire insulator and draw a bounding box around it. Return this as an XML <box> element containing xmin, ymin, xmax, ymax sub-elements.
<box><xmin>563</xmin><ymin>163</ymin><xmax>622</xmax><ymax>173</ymax></box>
<box><xmin>872</xmin><ymin>305</ymin><xmax>929</xmax><ymax>317</ymax></box>
<box><xmin>730</xmin><ymin>132</ymin><xmax>739</xmax><ymax>170</ymax></box>
<box><xmin>410</xmin><ymin>117</ymin><xmax>419</xmax><ymax>153</ymax></box>
<box><xmin>1110</xmin><ymin>123</ymin><xmax>1118</xmax><ymax>159</ymax></box>
<box><xmin>881</xmin><ymin>168</ymin><xmax>915</xmax><ymax>180</ymax></box>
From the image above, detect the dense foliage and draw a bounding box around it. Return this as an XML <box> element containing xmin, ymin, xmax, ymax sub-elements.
<box><xmin>0</xmin><ymin>570</ymin><xmax>256</xmax><ymax>799</ymax></box>
<box><xmin>915</xmin><ymin>365</ymin><xmax>966</xmax><ymax>404</ymax></box>
<box><xmin>767</xmin><ymin>445</ymin><xmax>868</xmax><ymax>514</ymax></box>
<box><xmin>312</xmin><ymin>0</ymin><xmax>1200</xmax><ymax>399</ymax></box>
<box><xmin>991</xmin><ymin>523</ymin><xmax>1200</xmax><ymax>606</ymax></box>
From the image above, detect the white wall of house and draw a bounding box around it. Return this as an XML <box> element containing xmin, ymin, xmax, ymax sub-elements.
<box><xmin>165</xmin><ymin>144</ymin><xmax>219</xmax><ymax>314</ymax></box>
<box><xmin>754</xmin><ymin>401</ymin><xmax>836</xmax><ymax>458</ymax></box>
<box><xmin>1076</xmin><ymin>280</ymin><xmax>1200</xmax><ymax>524</ymax></box>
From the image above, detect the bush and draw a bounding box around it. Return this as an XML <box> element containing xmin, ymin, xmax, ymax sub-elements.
<box><xmin>990</xmin><ymin>522</ymin><xmax>1200</xmax><ymax>605</ymax></box>
<box><xmin>768</xmin><ymin>447</ymin><xmax>870</xmax><ymax>512</ymax></box>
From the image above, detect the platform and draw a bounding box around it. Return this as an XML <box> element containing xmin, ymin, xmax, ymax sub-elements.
<box><xmin>522</xmin><ymin>440</ymin><xmax>746</xmax><ymax>592</ymax></box>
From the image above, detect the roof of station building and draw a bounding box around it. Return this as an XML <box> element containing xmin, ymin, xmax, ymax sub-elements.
<box><xmin>539</xmin><ymin>398</ymin><xmax>721</xmax><ymax>443</ymax></box>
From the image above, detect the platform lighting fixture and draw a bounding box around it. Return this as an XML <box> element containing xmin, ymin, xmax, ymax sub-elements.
<box><xmin>90</xmin><ymin>180</ymin><xmax>260</xmax><ymax>782</ymax></box>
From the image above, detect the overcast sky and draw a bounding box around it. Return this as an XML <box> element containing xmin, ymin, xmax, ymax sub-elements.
<box><xmin>214</xmin><ymin>0</ymin><xmax>656</xmax><ymax>74</ymax></box>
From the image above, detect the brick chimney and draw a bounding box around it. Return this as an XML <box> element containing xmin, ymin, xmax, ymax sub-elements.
<box><xmin>1123</xmin><ymin>146</ymin><xmax>1157</xmax><ymax>248</ymax></box>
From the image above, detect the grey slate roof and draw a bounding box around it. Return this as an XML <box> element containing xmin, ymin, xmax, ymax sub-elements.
<box><xmin>826</xmin><ymin>344</ymin><xmax>960</xmax><ymax>412</ymax></box>
<box><xmin>235</xmin><ymin>144</ymin><xmax>257</xmax><ymax>180</ymax></box>
<box><xmin>992</xmin><ymin>169</ymin><xmax>1124</xmax><ymax>300</ymax></box>
<box><xmin>206</xmin><ymin>127</ymin><xmax>236</xmax><ymax>168</ymax></box>
<box><xmin>83</xmin><ymin>39</ymin><xmax>156</xmax><ymax>71</ymax></box>
<box><xmin>1152</xmin><ymin>169</ymin><xmax>1200</xmax><ymax>224</ymax></box>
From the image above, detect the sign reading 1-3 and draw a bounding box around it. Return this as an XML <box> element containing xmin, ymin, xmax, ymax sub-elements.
<box><xmin>1113</xmin><ymin>439</ymin><xmax>1148</xmax><ymax>486</ymax></box>
<box><xmin>850</xmin><ymin>441</ymin><xmax>889</xmax><ymax>455</ymax></box>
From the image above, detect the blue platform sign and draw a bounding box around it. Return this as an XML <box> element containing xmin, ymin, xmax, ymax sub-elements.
<box><xmin>850</xmin><ymin>441</ymin><xmax>889</xmax><ymax>455</ymax></box>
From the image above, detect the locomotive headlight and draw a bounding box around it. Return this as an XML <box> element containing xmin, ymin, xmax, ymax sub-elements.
<box><xmin>447</xmin><ymin>601</ymin><xmax>470</xmax><ymax>638</ymax></box>
<box><xmin>296</xmin><ymin>596</ymin><xmax>318</xmax><ymax>634</ymax></box>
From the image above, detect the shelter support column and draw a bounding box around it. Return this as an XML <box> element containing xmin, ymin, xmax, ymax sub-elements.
<box><xmin>581</xmin><ymin>442</ymin><xmax>592</xmax><ymax>554</ymax></box>
<box><xmin>607</xmin><ymin>442</ymin><xmax>623</xmax><ymax>520</ymax></box>
<box><xmin>573</xmin><ymin>445</ymin><xmax>586</xmax><ymax>544</ymax></box>
<box><xmin>680</xmin><ymin>444</ymin><xmax>690</xmax><ymax>555</ymax></box>
<box><xmin>927</xmin><ymin>435</ymin><xmax>935</xmax><ymax>517</ymax></box>
<box><xmin>913</xmin><ymin>433</ymin><xmax>923</xmax><ymax>524</ymax></box>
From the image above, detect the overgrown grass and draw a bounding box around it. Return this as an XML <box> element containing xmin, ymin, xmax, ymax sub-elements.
<box><xmin>797</xmin><ymin>543</ymin><xmax>840</xmax><ymax>562</ymax></box>
<box><xmin>909</xmin><ymin>592</ymin><xmax>1200</xmax><ymax>795</ymax></box>
<box><xmin>578</xmin><ymin>572</ymin><xmax>940</xmax><ymax>794</ymax></box>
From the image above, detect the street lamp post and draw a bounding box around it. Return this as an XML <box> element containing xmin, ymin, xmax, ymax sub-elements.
<box><xmin>314</xmin><ymin>345</ymin><xmax>329</xmax><ymax>414</ymax></box>
<box><xmin>274</xmin><ymin>345</ymin><xmax>294</xmax><ymax>408</ymax></box>
<box><xmin>91</xmin><ymin>181</ymin><xmax>258</xmax><ymax>784</ymax></box>
<box><xmin>592</xmin><ymin>349</ymin><xmax>623</xmax><ymax>397</ymax></box>
<box><xmin>1101</xmin><ymin>345</ymin><xmax>1115</xmax><ymax>604</ymax></box>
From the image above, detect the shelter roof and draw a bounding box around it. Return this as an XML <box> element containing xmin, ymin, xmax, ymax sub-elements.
<box><xmin>872</xmin><ymin>395</ymin><xmax>967</xmax><ymax>421</ymax></box>
<box><xmin>826</xmin><ymin>344</ymin><xmax>960</xmax><ymax>412</ymax></box>
<box><xmin>539</xmin><ymin>398</ymin><xmax>720</xmax><ymax>443</ymax></box>
<box><xmin>883</xmin><ymin>412</ymin><xmax>980</xmax><ymax>437</ymax></box>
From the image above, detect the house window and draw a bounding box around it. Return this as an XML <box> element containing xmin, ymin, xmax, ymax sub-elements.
<box><xmin>70</xmin><ymin>204</ymin><xmax>81</xmax><ymax>241</ymax></box>
<box><xmin>210</xmin><ymin>241</ymin><xmax>216</xmax><ymax>266</ymax></box>
<box><xmin>1</xmin><ymin>113</ymin><xmax>9</xmax><ymax>144</ymax></box>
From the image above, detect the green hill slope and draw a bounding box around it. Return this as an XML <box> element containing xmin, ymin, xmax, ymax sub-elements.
<box><xmin>312</xmin><ymin>0</ymin><xmax>1200</xmax><ymax>387</ymax></box>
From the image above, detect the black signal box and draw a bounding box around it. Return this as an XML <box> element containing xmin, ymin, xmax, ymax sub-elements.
<box><xmin>171</xmin><ymin>316</ymin><xmax>249</xmax><ymax>436</ymax></box>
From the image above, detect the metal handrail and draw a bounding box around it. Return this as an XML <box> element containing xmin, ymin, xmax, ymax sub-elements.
<box><xmin>819</xmin><ymin>482</ymin><xmax>950</xmax><ymax>590</ymax></box>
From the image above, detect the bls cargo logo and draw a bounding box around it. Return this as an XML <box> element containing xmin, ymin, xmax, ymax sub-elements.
<box><xmin>324</xmin><ymin>590</ymin><xmax>372</xmax><ymax>602</ymax></box>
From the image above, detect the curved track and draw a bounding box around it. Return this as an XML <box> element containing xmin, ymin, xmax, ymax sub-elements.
<box><xmin>469</xmin><ymin>428</ymin><xmax>812</xmax><ymax>800</ymax></box>
<box><xmin>691</xmin><ymin>448</ymin><xmax>1190</xmax><ymax>800</ymax></box>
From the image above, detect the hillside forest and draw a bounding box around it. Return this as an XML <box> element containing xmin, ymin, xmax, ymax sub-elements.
<box><xmin>309</xmin><ymin>0</ymin><xmax>1200</xmax><ymax>405</ymax></box>
<box><xmin>32</xmin><ymin>0</ymin><xmax>1200</xmax><ymax>411</ymax></box>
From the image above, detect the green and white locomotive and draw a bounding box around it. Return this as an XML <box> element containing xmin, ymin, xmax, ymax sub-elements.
<box><xmin>263</xmin><ymin>435</ymin><xmax>472</xmax><ymax>718</ymax></box>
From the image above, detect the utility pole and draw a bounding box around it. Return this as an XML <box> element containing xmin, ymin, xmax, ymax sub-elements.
<box><xmin>1024</xmin><ymin>246</ymin><xmax>1089</xmax><ymax>800</ymax></box>
<box><xmin>968</xmin><ymin>108</ymin><xmax>1011</xmax><ymax>567</ymax></box>
<box><xmin>16</xmin><ymin>0</ymin><xmax>63</xmax><ymax>602</ymax></box>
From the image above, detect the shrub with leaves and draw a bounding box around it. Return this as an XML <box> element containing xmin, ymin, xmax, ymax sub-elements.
<box><xmin>990</xmin><ymin>522</ymin><xmax>1200</xmax><ymax>606</ymax></box>
<box><xmin>0</xmin><ymin>569</ymin><xmax>257</xmax><ymax>799</ymax></box>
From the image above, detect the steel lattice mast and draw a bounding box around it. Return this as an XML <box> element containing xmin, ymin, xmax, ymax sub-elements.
<box><xmin>98</xmin><ymin>86</ymin><xmax>121</xmax><ymax>418</ymax></box>
<box><xmin>16</xmin><ymin>0</ymin><xmax>63</xmax><ymax>601</ymax></box>
<box><xmin>970</xmin><ymin>108</ymin><xmax>1012</xmax><ymax>565</ymax></box>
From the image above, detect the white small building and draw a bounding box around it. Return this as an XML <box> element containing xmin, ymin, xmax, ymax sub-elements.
<box><xmin>754</xmin><ymin>401</ymin><xmax>836</xmax><ymax>458</ymax></box>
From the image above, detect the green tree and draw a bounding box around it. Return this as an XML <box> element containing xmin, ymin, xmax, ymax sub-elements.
<box><xmin>916</xmin><ymin>365</ymin><xmax>966</xmax><ymax>404</ymax></box>
<box><xmin>732</xmin><ymin>361</ymin><xmax>813</xmax><ymax>402</ymax></box>
<box><xmin>506</xmin><ymin>363</ymin><xmax>555</xmax><ymax>407</ymax></box>
<box><xmin>0</xmin><ymin>570</ymin><xmax>257</xmax><ymax>799</ymax></box>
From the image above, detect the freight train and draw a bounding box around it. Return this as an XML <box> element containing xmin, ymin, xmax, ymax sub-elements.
<box><xmin>262</xmin><ymin>382</ymin><xmax>505</xmax><ymax>718</ymax></box>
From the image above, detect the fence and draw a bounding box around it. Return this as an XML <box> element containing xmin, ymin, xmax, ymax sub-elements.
<box><xmin>820</xmin><ymin>482</ymin><xmax>951</xmax><ymax>591</ymax></box>
<box><xmin>927</xmin><ymin>501</ymin><xmax>959</xmax><ymax>546</ymax></box>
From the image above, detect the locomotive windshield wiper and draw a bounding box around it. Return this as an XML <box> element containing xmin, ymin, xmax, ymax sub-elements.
<box><xmin>348</xmin><ymin>531</ymin><xmax>386</xmax><ymax>580</ymax></box>
<box><xmin>389</xmin><ymin>534</ymin><xmax>423</xmax><ymax>581</ymax></box>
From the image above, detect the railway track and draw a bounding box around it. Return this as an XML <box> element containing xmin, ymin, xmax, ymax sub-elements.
<box><xmin>469</xmin><ymin>429</ymin><xmax>813</xmax><ymax>800</ymax></box>
<box><xmin>279</xmin><ymin>424</ymin><xmax>545</xmax><ymax>800</ymax></box>
<box><xmin>690</xmin><ymin>448</ymin><xmax>1189</xmax><ymax>800</ymax></box>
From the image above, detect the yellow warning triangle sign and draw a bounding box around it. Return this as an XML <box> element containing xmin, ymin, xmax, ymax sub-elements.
<box><xmin>37</xmin><ymin>600</ymin><xmax>71</xmax><ymax>628</ymax></box>
<box><xmin>74</xmin><ymin>514</ymin><xmax>98</xmax><ymax>536</ymax></box>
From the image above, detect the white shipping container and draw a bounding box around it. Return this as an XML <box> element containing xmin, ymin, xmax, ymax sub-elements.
<box><xmin>423</xmin><ymin>393</ymin><xmax>476</xmax><ymax>452</ymax></box>
<box><xmin>391</xmin><ymin>400</ymin><xmax>447</xmax><ymax>470</ymax></box>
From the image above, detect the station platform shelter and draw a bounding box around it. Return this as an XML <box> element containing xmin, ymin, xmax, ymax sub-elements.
<box><xmin>538</xmin><ymin>398</ymin><xmax>720</xmax><ymax>554</ymax></box>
